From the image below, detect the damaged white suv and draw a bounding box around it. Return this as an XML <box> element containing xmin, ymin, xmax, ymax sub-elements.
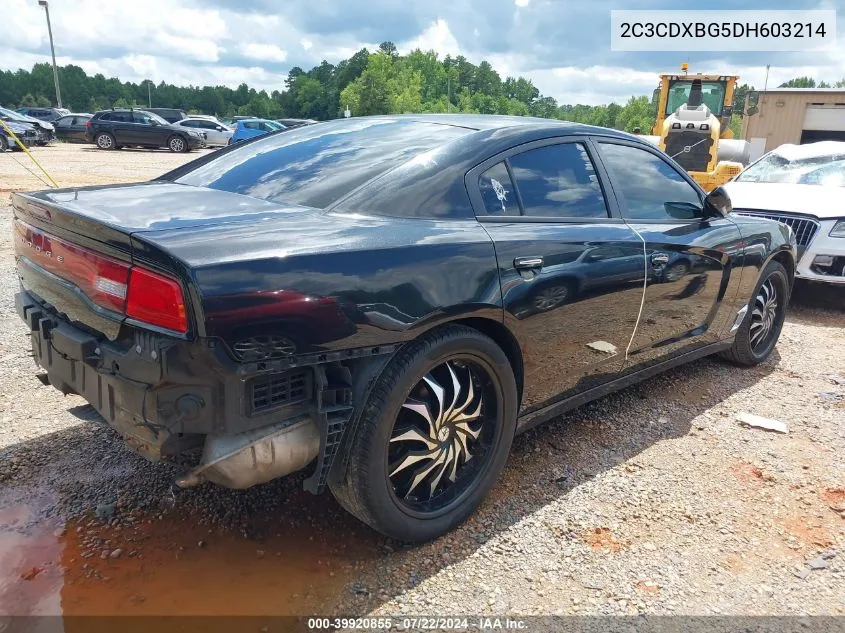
<box><xmin>724</xmin><ymin>141</ymin><xmax>845</xmax><ymax>285</ymax></box>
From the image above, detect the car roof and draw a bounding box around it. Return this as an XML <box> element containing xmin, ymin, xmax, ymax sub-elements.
<box><xmin>768</xmin><ymin>141</ymin><xmax>845</xmax><ymax>160</ymax></box>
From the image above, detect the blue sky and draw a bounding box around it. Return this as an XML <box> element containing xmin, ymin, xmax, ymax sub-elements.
<box><xmin>4</xmin><ymin>0</ymin><xmax>844</xmax><ymax>105</ymax></box>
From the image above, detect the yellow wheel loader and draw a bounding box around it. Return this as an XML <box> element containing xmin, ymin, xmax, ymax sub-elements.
<box><xmin>648</xmin><ymin>67</ymin><xmax>750</xmax><ymax>191</ymax></box>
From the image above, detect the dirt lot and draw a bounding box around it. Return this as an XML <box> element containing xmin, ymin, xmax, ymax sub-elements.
<box><xmin>0</xmin><ymin>145</ymin><xmax>843</xmax><ymax>621</ymax></box>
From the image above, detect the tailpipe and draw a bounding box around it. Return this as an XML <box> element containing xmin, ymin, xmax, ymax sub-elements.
<box><xmin>175</xmin><ymin>417</ymin><xmax>320</xmax><ymax>489</ymax></box>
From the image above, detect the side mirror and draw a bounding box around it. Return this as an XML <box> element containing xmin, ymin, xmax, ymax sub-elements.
<box><xmin>664</xmin><ymin>201</ymin><xmax>703</xmax><ymax>220</ymax></box>
<box><xmin>216</xmin><ymin>125</ymin><xmax>225</xmax><ymax>131</ymax></box>
<box><xmin>150</xmin><ymin>120</ymin><xmax>159</xmax><ymax>126</ymax></box>
<box><xmin>704</xmin><ymin>186</ymin><xmax>732</xmax><ymax>217</ymax></box>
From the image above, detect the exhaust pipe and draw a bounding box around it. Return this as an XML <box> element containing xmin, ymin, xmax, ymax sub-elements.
<box><xmin>176</xmin><ymin>416</ymin><xmax>320</xmax><ymax>489</ymax></box>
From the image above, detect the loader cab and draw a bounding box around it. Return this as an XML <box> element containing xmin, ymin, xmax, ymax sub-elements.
<box><xmin>652</xmin><ymin>73</ymin><xmax>737</xmax><ymax>138</ymax></box>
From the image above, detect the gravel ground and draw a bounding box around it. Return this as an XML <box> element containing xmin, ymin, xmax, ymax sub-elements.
<box><xmin>0</xmin><ymin>145</ymin><xmax>843</xmax><ymax>618</ymax></box>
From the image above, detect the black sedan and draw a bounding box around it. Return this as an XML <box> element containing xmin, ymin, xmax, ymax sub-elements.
<box><xmin>53</xmin><ymin>113</ymin><xmax>92</xmax><ymax>143</ymax></box>
<box><xmin>11</xmin><ymin>115</ymin><xmax>795</xmax><ymax>541</ymax></box>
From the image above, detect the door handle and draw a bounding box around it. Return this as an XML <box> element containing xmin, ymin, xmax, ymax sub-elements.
<box><xmin>514</xmin><ymin>256</ymin><xmax>544</xmax><ymax>270</ymax></box>
<box><xmin>650</xmin><ymin>253</ymin><xmax>670</xmax><ymax>267</ymax></box>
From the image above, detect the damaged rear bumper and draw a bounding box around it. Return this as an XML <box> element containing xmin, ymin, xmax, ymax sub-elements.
<box><xmin>15</xmin><ymin>289</ymin><xmax>356</xmax><ymax>491</ymax></box>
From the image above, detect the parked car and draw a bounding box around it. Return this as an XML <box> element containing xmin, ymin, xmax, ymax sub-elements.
<box><xmin>144</xmin><ymin>107</ymin><xmax>187</xmax><ymax>124</ymax></box>
<box><xmin>724</xmin><ymin>141</ymin><xmax>845</xmax><ymax>285</ymax></box>
<box><xmin>16</xmin><ymin>107</ymin><xmax>69</xmax><ymax>122</ymax></box>
<box><xmin>173</xmin><ymin>117</ymin><xmax>233</xmax><ymax>147</ymax></box>
<box><xmin>229</xmin><ymin>118</ymin><xmax>285</xmax><ymax>144</ymax></box>
<box><xmin>86</xmin><ymin>109</ymin><xmax>205</xmax><ymax>152</ymax></box>
<box><xmin>0</xmin><ymin>107</ymin><xmax>55</xmax><ymax>144</ymax></box>
<box><xmin>12</xmin><ymin>115</ymin><xmax>795</xmax><ymax>542</ymax></box>
<box><xmin>0</xmin><ymin>120</ymin><xmax>37</xmax><ymax>151</ymax></box>
<box><xmin>53</xmin><ymin>113</ymin><xmax>92</xmax><ymax>143</ymax></box>
<box><xmin>276</xmin><ymin>118</ymin><xmax>317</xmax><ymax>128</ymax></box>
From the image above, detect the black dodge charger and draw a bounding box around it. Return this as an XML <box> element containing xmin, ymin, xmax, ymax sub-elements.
<box><xmin>12</xmin><ymin>115</ymin><xmax>796</xmax><ymax>541</ymax></box>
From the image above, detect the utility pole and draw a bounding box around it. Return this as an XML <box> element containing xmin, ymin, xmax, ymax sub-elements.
<box><xmin>148</xmin><ymin>80</ymin><xmax>152</xmax><ymax>107</ymax></box>
<box><xmin>447</xmin><ymin>76</ymin><xmax>451</xmax><ymax>113</ymax></box>
<box><xmin>38</xmin><ymin>1</ymin><xmax>62</xmax><ymax>108</ymax></box>
<box><xmin>764</xmin><ymin>65</ymin><xmax>770</xmax><ymax>91</ymax></box>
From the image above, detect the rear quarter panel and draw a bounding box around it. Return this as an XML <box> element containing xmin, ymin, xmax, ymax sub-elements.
<box><xmin>133</xmin><ymin>212</ymin><xmax>502</xmax><ymax>356</ymax></box>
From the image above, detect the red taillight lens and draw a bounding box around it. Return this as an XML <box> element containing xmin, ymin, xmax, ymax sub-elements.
<box><xmin>85</xmin><ymin>120</ymin><xmax>91</xmax><ymax>128</ymax></box>
<box><xmin>15</xmin><ymin>220</ymin><xmax>187</xmax><ymax>334</ymax></box>
<box><xmin>15</xmin><ymin>219</ymin><xmax>130</xmax><ymax>313</ymax></box>
<box><xmin>126</xmin><ymin>267</ymin><xmax>187</xmax><ymax>333</ymax></box>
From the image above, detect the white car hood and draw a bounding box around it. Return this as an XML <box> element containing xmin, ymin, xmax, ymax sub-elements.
<box><xmin>723</xmin><ymin>181</ymin><xmax>845</xmax><ymax>219</ymax></box>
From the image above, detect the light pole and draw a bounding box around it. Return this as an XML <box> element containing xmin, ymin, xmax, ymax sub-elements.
<box><xmin>38</xmin><ymin>0</ymin><xmax>62</xmax><ymax>109</ymax></box>
<box><xmin>147</xmin><ymin>80</ymin><xmax>152</xmax><ymax>107</ymax></box>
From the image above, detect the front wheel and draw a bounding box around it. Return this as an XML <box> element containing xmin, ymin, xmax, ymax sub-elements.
<box><xmin>720</xmin><ymin>260</ymin><xmax>790</xmax><ymax>366</ymax></box>
<box><xmin>330</xmin><ymin>325</ymin><xmax>518</xmax><ymax>542</ymax></box>
<box><xmin>95</xmin><ymin>132</ymin><xmax>115</xmax><ymax>150</ymax></box>
<box><xmin>168</xmin><ymin>135</ymin><xmax>188</xmax><ymax>152</ymax></box>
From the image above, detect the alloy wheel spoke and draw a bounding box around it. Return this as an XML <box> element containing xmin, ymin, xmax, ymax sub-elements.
<box><xmin>401</xmin><ymin>397</ymin><xmax>438</xmax><ymax>441</ymax></box>
<box><xmin>406</xmin><ymin>447</ymin><xmax>449</xmax><ymax>498</ymax></box>
<box><xmin>390</xmin><ymin>446</ymin><xmax>440</xmax><ymax>479</ymax></box>
<box><xmin>390</xmin><ymin>426</ymin><xmax>438</xmax><ymax>450</ymax></box>
<box><xmin>422</xmin><ymin>374</ymin><xmax>446</xmax><ymax>430</ymax></box>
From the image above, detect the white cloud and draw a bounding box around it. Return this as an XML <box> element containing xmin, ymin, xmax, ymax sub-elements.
<box><xmin>514</xmin><ymin>0</ymin><xmax>530</xmax><ymax>6</ymax></box>
<box><xmin>300</xmin><ymin>38</ymin><xmax>313</xmax><ymax>51</ymax></box>
<box><xmin>401</xmin><ymin>19</ymin><xmax>462</xmax><ymax>56</ymax></box>
<box><xmin>240</xmin><ymin>43</ymin><xmax>288</xmax><ymax>63</ymax></box>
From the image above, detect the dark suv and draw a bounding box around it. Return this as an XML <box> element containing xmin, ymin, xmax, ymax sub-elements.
<box><xmin>86</xmin><ymin>109</ymin><xmax>204</xmax><ymax>152</ymax></box>
<box><xmin>16</xmin><ymin>107</ymin><xmax>69</xmax><ymax>122</ymax></box>
<box><xmin>145</xmin><ymin>108</ymin><xmax>188</xmax><ymax>123</ymax></box>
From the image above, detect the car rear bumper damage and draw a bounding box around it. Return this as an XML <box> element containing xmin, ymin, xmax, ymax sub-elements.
<box><xmin>15</xmin><ymin>288</ymin><xmax>360</xmax><ymax>492</ymax></box>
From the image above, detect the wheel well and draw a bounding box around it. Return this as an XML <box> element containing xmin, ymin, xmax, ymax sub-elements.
<box><xmin>771</xmin><ymin>250</ymin><xmax>795</xmax><ymax>283</ymax></box>
<box><xmin>450</xmin><ymin>317</ymin><xmax>524</xmax><ymax>407</ymax></box>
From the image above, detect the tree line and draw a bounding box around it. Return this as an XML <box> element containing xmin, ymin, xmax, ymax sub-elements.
<box><xmin>2</xmin><ymin>42</ymin><xmax>842</xmax><ymax>135</ymax></box>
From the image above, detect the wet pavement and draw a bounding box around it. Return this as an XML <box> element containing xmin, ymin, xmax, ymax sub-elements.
<box><xmin>0</xmin><ymin>490</ymin><xmax>382</xmax><ymax>621</ymax></box>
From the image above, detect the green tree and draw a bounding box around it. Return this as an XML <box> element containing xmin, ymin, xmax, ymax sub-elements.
<box><xmin>778</xmin><ymin>77</ymin><xmax>816</xmax><ymax>88</ymax></box>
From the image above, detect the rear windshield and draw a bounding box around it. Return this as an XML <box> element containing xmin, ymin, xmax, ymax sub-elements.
<box><xmin>173</xmin><ymin>118</ymin><xmax>472</xmax><ymax>209</ymax></box>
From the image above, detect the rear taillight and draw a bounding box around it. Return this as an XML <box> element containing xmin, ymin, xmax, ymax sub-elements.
<box><xmin>15</xmin><ymin>220</ymin><xmax>188</xmax><ymax>334</ymax></box>
<box><xmin>85</xmin><ymin>120</ymin><xmax>91</xmax><ymax>128</ymax></box>
<box><xmin>126</xmin><ymin>267</ymin><xmax>187</xmax><ymax>333</ymax></box>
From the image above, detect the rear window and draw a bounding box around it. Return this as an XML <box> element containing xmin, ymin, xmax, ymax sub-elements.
<box><xmin>173</xmin><ymin>119</ymin><xmax>472</xmax><ymax>209</ymax></box>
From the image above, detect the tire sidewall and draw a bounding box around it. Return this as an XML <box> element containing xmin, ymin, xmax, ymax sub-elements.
<box><xmin>742</xmin><ymin>262</ymin><xmax>790</xmax><ymax>362</ymax></box>
<box><xmin>358</xmin><ymin>330</ymin><xmax>517</xmax><ymax>541</ymax></box>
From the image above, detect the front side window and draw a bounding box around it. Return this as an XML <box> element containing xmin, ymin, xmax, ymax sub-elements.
<box><xmin>56</xmin><ymin>116</ymin><xmax>73</xmax><ymax>127</ymax></box>
<box><xmin>479</xmin><ymin>162</ymin><xmax>518</xmax><ymax>216</ymax></box>
<box><xmin>508</xmin><ymin>143</ymin><xmax>609</xmax><ymax>218</ymax></box>
<box><xmin>599</xmin><ymin>143</ymin><xmax>702</xmax><ymax>220</ymax></box>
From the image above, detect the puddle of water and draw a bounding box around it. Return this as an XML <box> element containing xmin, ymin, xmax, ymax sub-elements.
<box><xmin>1</xmin><ymin>492</ymin><xmax>382</xmax><ymax>618</ymax></box>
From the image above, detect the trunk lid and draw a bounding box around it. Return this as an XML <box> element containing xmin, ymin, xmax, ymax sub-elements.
<box><xmin>13</xmin><ymin>182</ymin><xmax>317</xmax><ymax>247</ymax></box>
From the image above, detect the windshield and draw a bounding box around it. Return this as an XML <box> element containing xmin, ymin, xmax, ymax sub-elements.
<box><xmin>666</xmin><ymin>80</ymin><xmax>727</xmax><ymax>115</ymax></box>
<box><xmin>173</xmin><ymin>118</ymin><xmax>472</xmax><ymax>209</ymax></box>
<box><xmin>0</xmin><ymin>106</ymin><xmax>28</xmax><ymax>121</ymax></box>
<box><xmin>265</xmin><ymin>121</ymin><xmax>285</xmax><ymax>131</ymax></box>
<box><xmin>736</xmin><ymin>151</ymin><xmax>845</xmax><ymax>187</ymax></box>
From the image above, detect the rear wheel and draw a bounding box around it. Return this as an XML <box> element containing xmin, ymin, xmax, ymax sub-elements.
<box><xmin>331</xmin><ymin>325</ymin><xmax>517</xmax><ymax>542</ymax></box>
<box><xmin>95</xmin><ymin>132</ymin><xmax>115</xmax><ymax>150</ymax></box>
<box><xmin>720</xmin><ymin>260</ymin><xmax>789</xmax><ymax>366</ymax></box>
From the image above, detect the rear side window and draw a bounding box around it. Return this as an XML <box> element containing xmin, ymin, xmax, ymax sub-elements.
<box><xmin>508</xmin><ymin>143</ymin><xmax>609</xmax><ymax>218</ymax></box>
<box><xmin>173</xmin><ymin>119</ymin><xmax>472</xmax><ymax>209</ymax></box>
<box><xmin>479</xmin><ymin>162</ymin><xmax>518</xmax><ymax>216</ymax></box>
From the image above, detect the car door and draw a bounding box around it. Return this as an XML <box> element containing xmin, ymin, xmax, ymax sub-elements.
<box><xmin>53</xmin><ymin>116</ymin><xmax>73</xmax><ymax>141</ymax></box>
<box><xmin>468</xmin><ymin>137</ymin><xmax>646</xmax><ymax>415</ymax></box>
<box><xmin>107</xmin><ymin>111</ymin><xmax>137</xmax><ymax>144</ymax></box>
<box><xmin>132</xmin><ymin>111</ymin><xmax>166</xmax><ymax>145</ymax></box>
<box><xmin>593</xmin><ymin>139</ymin><xmax>744</xmax><ymax>372</ymax></box>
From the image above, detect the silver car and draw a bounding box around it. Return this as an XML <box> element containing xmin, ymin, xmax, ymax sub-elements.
<box><xmin>173</xmin><ymin>117</ymin><xmax>233</xmax><ymax>147</ymax></box>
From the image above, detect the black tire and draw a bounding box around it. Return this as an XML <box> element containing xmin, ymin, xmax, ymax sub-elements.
<box><xmin>330</xmin><ymin>325</ymin><xmax>518</xmax><ymax>542</ymax></box>
<box><xmin>662</xmin><ymin>260</ymin><xmax>690</xmax><ymax>282</ymax></box>
<box><xmin>720</xmin><ymin>260</ymin><xmax>789</xmax><ymax>366</ymax></box>
<box><xmin>95</xmin><ymin>132</ymin><xmax>116</xmax><ymax>150</ymax></box>
<box><xmin>168</xmin><ymin>135</ymin><xmax>189</xmax><ymax>153</ymax></box>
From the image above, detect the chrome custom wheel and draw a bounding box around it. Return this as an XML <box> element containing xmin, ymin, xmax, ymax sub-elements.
<box><xmin>749</xmin><ymin>277</ymin><xmax>778</xmax><ymax>350</ymax></box>
<box><xmin>388</xmin><ymin>358</ymin><xmax>497</xmax><ymax>515</ymax></box>
<box><xmin>330</xmin><ymin>325</ymin><xmax>518</xmax><ymax>541</ymax></box>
